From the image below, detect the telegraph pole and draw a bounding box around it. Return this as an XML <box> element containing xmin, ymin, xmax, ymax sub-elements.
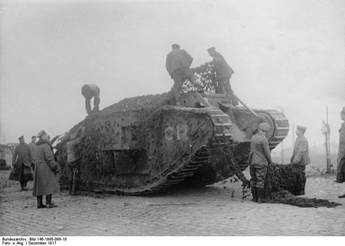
<box><xmin>322</xmin><ymin>106</ymin><xmax>332</xmax><ymax>174</ymax></box>
<box><xmin>278</xmin><ymin>106</ymin><xmax>285</xmax><ymax>163</ymax></box>
<box><xmin>291</xmin><ymin>124</ymin><xmax>294</xmax><ymax>146</ymax></box>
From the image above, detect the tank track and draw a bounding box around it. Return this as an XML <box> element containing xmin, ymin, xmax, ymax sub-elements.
<box><xmin>256</xmin><ymin>109</ymin><xmax>289</xmax><ymax>149</ymax></box>
<box><xmin>126</xmin><ymin>108</ymin><xmax>233</xmax><ymax>195</ymax></box>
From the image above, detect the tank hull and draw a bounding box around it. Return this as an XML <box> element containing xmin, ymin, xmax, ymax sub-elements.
<box><xmin>56</xmin><ymin>93</ymin><xmax>289</xmax><ymax>195</ymax></box>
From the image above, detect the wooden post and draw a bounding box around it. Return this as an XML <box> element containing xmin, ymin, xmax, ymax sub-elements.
<box><xmin>291</xmin><ymin>124</ymin><xmax>295</xmax><ymax>160</ymax></box>
<box><xmin>322</xmin><ymin>107</ymin><xmax>332</xmax><ymax>174</ymax></box>
<box><xmin>281</xmin><ymin>139</ymin><xmax>285</xmax><ymax>163</ymax></box>
<box><xmin>326</xmin><ymin>107</ymin><xmax>332</xmax><ymax>174</ymax></box>
<box><xmin>278</xmin><ymin>107</ymin><xmax>285</xmax><ymax>163</ymax></box>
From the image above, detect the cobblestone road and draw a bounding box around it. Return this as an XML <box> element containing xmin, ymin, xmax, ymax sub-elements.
<box><xmin>1</xmin><ymin>170</ymin><xmax>345</xmax><ymax>236</ymax></box>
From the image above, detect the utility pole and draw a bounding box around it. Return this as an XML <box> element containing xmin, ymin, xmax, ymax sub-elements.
<box><xmin>278</xmin><ymin>106</ymin><xmax>285</xmax><ymax>163</ymax></box>
<box><xmin>322</xmin><ymin>106</ymin><xmax>332</xmax><ymax>174</ymax></box>
<box><xmin>291</xmin><ymin>123</ymin><xmax>295</xmax><ymax>153</ymax></box>
<box><xmin>280</xmin><ymin>139</ymin><xmax>285</xmax><ymax>163</ymax></box>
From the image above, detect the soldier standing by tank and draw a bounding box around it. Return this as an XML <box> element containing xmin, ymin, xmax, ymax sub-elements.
<box><xmin>290</xmin><ymin>125</ymin><xmax>310</xmax><ymax>195</ymax></box>
<box><xmin>33</xmin><ymin>130</ymin><xmax>60</xmax><ymax>208</ymax></box>
<box><xmin>207</xmin><ymin>47</ymin><xmax>238</xmax><ymax>105</ymax></box>
<box><xmin>10</xmin><ymin>136</ymin><xmax>33</xmax><ymax>191</ymax></box>
<box><xmin>81</xmin><ymin>84</ymin><xmax>100</xmax><ymax>115</ymax></box>
<box><xmin>336</xmin><ymin>107</ymin><xmax>345</xmax><ymax>198</ymax></box>
<box><xmin>165</xmin><ymin>44</ymin><xmax>195</xmax><ymax>103</ymax></box>
<box><xmin>248</xmin><ymin>122</ymin><xmax>272</xmax><ymax>203</ymax></box>
<box><xmin>28</xmin><ymin>136</ymin><xmax>37</xmax><ymax>171</ymax></box>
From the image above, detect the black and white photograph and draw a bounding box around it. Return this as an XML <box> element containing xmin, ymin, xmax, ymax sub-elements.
<box><xmin>0</xmin><ymin>0</ymin><xmax>345</xmax><ymax>239</ymax></box>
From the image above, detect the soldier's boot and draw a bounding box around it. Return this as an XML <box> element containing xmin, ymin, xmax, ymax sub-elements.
<box><xmin>251</xmin><ymin>188</ymin><xmax>258</xmax><ymax>202</ymax></box>
<box><xmin>257</xmin><ymin>188</ymin><xmax>266</xmax><ymax>203</ymax></box>
<box><xmin>46</xmin><ymin>194</ymin><xmax>57</xmax><ymax>208</ymax></box>
<box><xmin>37</xmin><ymin>196</ymin><xmax>46</xmax><ymax>209</ymax></box>
<box><xmin>68</xmin><ymin>181</ymin><xmax>73</xmax><ymax>195</ymax></box>
<box><xmin>20</xmin><ymin>182</ymin><xmax>26</xmax><ymax>191</ymax></box>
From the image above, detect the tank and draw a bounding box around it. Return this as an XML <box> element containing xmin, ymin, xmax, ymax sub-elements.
<box><xmin>55</xmin><ymin>67</ymin><xmax>289</xmax><ymax>195</ymax></box>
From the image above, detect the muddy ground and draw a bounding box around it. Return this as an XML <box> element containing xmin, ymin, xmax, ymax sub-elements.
<box><xmin>0</xmin><ymin>170</ymin><xmax>345</xmax><ymax>236</ymax></box>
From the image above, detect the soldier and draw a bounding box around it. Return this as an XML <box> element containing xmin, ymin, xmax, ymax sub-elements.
<box><xmin>10</xmin><ymin>136</ymin><xmax>33</xmax><ymax>190</ymax></box>
<box><xmin>33</xmin><ymin>130</ymin><xmax>60</xmax><ymax>208</ymax></box>
<box><xmin>66</xmin><ymin>125</ymin><xmax>85</xmax><ymax>195</ymax></box>
<box><xmin>207</xmin><ymin>47</ymin><xmax>238</xmax><ymax>105</ymax></box>
<box><xmin>290</xmin><ymin>125</ymin><xmax>310</xmax><ymax>195</ymax></box>
<box><xmin>248</xmin><ymin>122</ymin><xmax>272</xmax><ymax>203</ymax></box>
<box><xmin>336</xmin><ymin>107</ymin><xmax>345</xmax><ymax>198</ymax></box>
<box><xmin>81</xmin><ymin>84</ymin><xmax>100</xmax><ymax>115</ymax></box>
<box><xmin>165</xmin><ymin>44</ymin><xmax>195</xmax><ymax>103</ymax></box>
<box><xmin>28</xmin><ymin>136</ymin><xmax>37</xmax><ymax>170</ymax></box>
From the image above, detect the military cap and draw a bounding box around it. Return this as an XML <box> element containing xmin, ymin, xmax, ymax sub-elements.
<box><xmin>207</xmin><ymin>47</ymin><xmax>216</xmax><ymax>52</ymax></box>
<box><xmin>18</xmin><ymin>135</ymin><xmax>24</xmax><ymax>140</ymax></box>
<box><xmin>297</xmin><ymin>125</ymin><xmax>307</xmax><ymax>133</ymax></box>
<box><xmin>37</xmin><ymin>130</ymin><xmax>47</xmax><ymax>138</ymax></box>
<box><xmin>172</xmin><ymin>43</ymin><xmax>180</xmax><ymax>49</ymax></box>
<box><xmin>258</xmin><ymin>122</ymin><xmax>270</xmax><ymax>132</ymax></box>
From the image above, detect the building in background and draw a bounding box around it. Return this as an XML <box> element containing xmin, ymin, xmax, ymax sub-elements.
<box><xmin>0</xmin><ymin>144</ymin><xmax>14</xmax><ymax>169</ymax></box>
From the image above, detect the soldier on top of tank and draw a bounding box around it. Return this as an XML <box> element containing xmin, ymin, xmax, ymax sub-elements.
<box><xmin>206</xmin><ymin>47</ymin><xmax>238</xmax><ymax>105</ymax></box>
<box><xmin>81</xmin><ymin>84</ymin><xmax>100</xmax><ymax>115</ymax></box>
<box><xmin>165</xmin><ymin>44</ymin><xmax>196</xmax><ymax>103</ymax></box>
<box><xmin>248</xmin><ymin>122</ymin><xmax>272</xmax><ymax>203</ymax></box>
<box><xmin>336</xmin><ymin>107</ymin><xmax>345</xmax><ymax>198</ymax></box>
<box><xmin>290</xmin><ymin>125</ymin><xmax>310</xmax><ymax>195</ymax></box>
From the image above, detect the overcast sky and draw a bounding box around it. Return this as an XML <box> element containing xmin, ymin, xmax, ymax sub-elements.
<box><xmin>1</xmin><ymin>0</ymin><xmax>344</xmax><ymax>155</ymax></box>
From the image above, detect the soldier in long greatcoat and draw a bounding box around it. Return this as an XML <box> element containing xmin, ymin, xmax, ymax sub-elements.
<box><xmin>32</xmin><ymin>130</ymin><xmax>60</xmax><ymax>208</ymax></box>
<box><xmin>290</xmin><ymin>125</ymin><xmax>310</xmax><ymax>195</ymax></box>
<box><xmin>10</xmin><ymin>136</ymin><xmax>33</xmax><ymax>190</ymax></box>
<box><xmin>336</xmin><ymin>107</ymin><xmax>345</xmax><ymax>198</ymax></box>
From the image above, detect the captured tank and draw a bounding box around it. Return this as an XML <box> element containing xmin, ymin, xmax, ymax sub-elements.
<box><xmin>55</xmin><ymin>67</ymin><xmax>289</xmax><ymax>195</ymax></box>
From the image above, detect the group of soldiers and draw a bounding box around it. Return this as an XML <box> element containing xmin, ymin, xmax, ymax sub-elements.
<box><xmin>80</xmin><ymin>44</ymin><xmax>239</xmax><ymax>118</ymax></box>
<box><xmin>250</xmin><ymin>106</ymin><xmax>345</xmax><ymax>202</ymax></box>
<box><xmin>9</xmin><ymin>44</ymin><xmax>345</xmax><ymax>208</ymax></box>
<box><xmin>10</xmin><ymin>131</ymin><xmax>60</xmax><ymax>208</ymax></box>
<box><xmin>81</xmin><ymin>44</ymin><xmax>239</xmax><ymax>117</ymax></box>
<box><xmin>165</xmin><ymin>44</ymin><xmax>238</xmax><ymax>105</ymax></box>
<box><xmin>249</xmin><ymin>123</ymin><xmax>310</xmax><ymax>202</ymax></box>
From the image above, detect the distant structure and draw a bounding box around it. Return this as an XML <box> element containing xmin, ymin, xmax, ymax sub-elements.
<box><xmin>321</xmin><ymin>106</ymin><xmax>332</xmax><ymax>173</ymax></box>
<box><xmin>0</xmin><ymin>144</ymin><xmax>13</xmax><ymax>169</ymax></box>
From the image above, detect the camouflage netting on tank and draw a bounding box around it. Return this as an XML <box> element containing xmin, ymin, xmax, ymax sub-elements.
<box><xmin>184</xmin><ymin>63</ymin><xmax>217</xmax><ymax>93</ymax></box>
<box><xmin>266</xmin><ymin>163</ymin><xmax>305</xmax><ymax>195</ymax></box>
<box><xmin>101</xmin><ymin>93</ymin><xmax>170</xmax><ymax>114</ymax></box>
<box><xmin>261</xmin><ymin>163</ymin><xmax>341</xmax><ymax>208</ymax></box>
<box><xmin>270</xmin><ymin>190</ymin><xmax>340</xmax><ymax>208</ymax></box>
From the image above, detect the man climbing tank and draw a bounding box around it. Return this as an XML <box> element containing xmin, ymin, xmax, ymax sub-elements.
<box><xmin>206</xmin><ymin>47</ymin><xmax>238</xmax><ymax>105</ymax></box>
<box><xmin>81</xmin><ymin>84</ymin><xmax>100</xmax><ymax>115</ymax></box>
